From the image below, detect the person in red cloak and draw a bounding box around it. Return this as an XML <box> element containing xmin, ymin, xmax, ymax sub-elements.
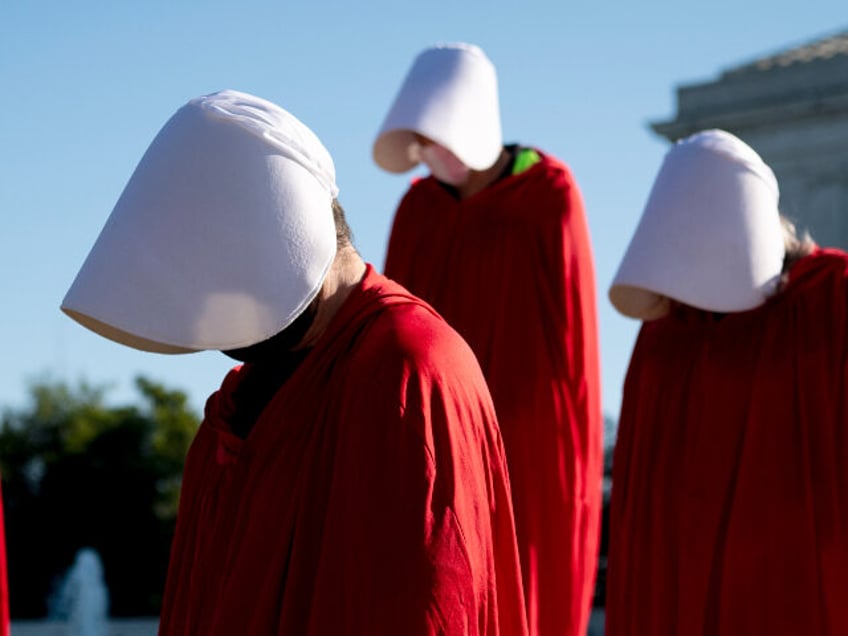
<box><xmin>606</xmin><ymin>129</ymin><xmax>848</xmax><ymax>634</ymax></box>
<box><xmin>61</xmin><ymin>90</ymin><xmax>528</xmax><ymax>635</ymax></box>
<box><xmin>373</xmin><ymin>43</ymin><xmax>603</xmax><ymax>636</ymax></box>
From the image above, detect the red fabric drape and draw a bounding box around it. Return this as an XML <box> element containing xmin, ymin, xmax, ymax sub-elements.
<box><xmin>385</xmin><ymin>153</ymin><xmax>603</xmax><ymax>636</ymax></box>
<box><xmin>0</xmin><ymin>479</ymin><xmax>8</xmax><ymax>636</ymax></box>
<box><xmin>158</xmin><ymin>266</ymin><xmax>527</xmax><ymax>635</ymax></box>
<box><xmin>607</xmin><ymin>248</ymin><xmax>848</xmax><ymax>635</ymax></box>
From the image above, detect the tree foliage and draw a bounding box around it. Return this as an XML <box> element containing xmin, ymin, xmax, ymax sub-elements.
<box><xmin>0</xmin><ymin>377</ymin><xmax>199</xmax><ymax>618</ymax></box>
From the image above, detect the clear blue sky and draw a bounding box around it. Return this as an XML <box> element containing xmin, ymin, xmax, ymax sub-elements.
<box><xmin>2</xmin><ymin>1</ymin><xmax>845</xmax><ymax>421</ymax></box>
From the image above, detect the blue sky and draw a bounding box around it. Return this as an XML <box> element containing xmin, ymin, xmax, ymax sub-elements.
<box><xmin>2</xmin><ymin>1</ymin><xmax>846</xmax><ymax>421</ymax></box>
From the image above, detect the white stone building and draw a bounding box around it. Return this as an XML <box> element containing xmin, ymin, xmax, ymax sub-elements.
<box><xmin>652</xmin><ymin>29</ymin><xmax>848</xmax><ymax>249</ymax></box>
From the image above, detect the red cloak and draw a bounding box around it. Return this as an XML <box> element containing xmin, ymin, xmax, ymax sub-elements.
<box><xmin>384</xmin><ymin>152</ymin><xmax>603</xmax><ymax>636</ymax></box>
<box><xmin>0</xmin><ymin>480</ymin><xmax>7</xmax><ymax>636</ymax></box>
<box><xmin>607</xmin><ymin>248</ymin><xmax>848</xmax><ymax>635</ymax></box>
<box><xmin>158</xmin><ymin>266</ymin><xmax>527</xmax><ymax>636</ymax></box>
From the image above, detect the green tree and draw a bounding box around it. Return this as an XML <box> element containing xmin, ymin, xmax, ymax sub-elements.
<box><xmin>0</xmin><ymin>377</ymin><xmax>199</xmax><ymax>618</ymax></box>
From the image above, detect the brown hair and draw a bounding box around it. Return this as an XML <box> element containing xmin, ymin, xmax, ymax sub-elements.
<box><xmin>332</xmin><ymin>198</ymin><xmax>355</xmax><ymax>249</ymax></box>
<box><xmin>780</xmin><ymin>215</ymin><xmax>815</xmax><ymax>275</ymax></box>
<box><xmin>777</xmin><ymin>215</ymin><xmax>816</xmax><ymax>294</ymax></box>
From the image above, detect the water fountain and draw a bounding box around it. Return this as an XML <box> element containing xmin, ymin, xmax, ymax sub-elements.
<box><xmin>53</xmin><ymin>547</ymin><xmax>109</xmax><ymax>636</ymax></box>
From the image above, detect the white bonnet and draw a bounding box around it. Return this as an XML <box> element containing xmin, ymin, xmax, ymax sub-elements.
<box><xmin>62</xmin><ymin>89</ymin><xmax>339</xmax><ymax>352</ymax></box>
<box><xmin>609</xmin><ymin>129</ymin><xmax>785</xmax><ymax>320</ymax></box>
<box><xmin>373</xmin><ymin>43</ymin><xmax>502</xmax><ymax>173</ymax></box>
